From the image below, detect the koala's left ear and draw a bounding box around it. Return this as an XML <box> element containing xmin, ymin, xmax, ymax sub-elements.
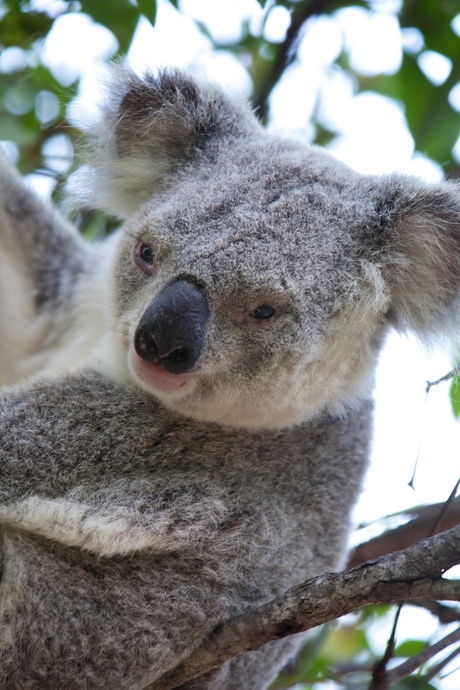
<box><xmin>72</xmin><ymin>65</ymin><xmax>260</xmax><ymax>218</ymax></box>
<box><xmin>376</xmin><ymin>174</ymin><xmax>460</xmax><ymax>337</ymax></box>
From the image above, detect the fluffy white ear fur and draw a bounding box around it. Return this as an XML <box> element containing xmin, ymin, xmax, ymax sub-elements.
<box><xmin>69</xmin><ymin>65</ymin><xmax>260</xmax><ymax>219</ymax></box>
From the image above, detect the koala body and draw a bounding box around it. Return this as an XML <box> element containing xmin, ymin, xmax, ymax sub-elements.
<box><xmin>1</xmin><ymin>67</ymin><xmax>460</xmax><ymax>689</ymax></box>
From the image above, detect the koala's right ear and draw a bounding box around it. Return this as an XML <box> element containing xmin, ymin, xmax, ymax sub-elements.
<box><xmin>374</xmin><ymin>174</ymin><xmax>460</xmax><ymax>339</ymax></box>
<box><xmin>73</xmin><ymin>66</ymin><xmax>259</xmax><ymax>218</ymax></box>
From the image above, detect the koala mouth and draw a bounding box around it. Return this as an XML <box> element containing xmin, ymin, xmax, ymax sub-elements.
<box><xmin>129</xmin><ymin>349</ymin><xmax>196</xmax><ymax>397</ymax></box>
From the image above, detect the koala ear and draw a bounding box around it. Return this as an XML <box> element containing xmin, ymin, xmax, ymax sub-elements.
<box><xmin>378</xmin><ymin>175</ymin><xmax>460</xmax><ymax>338</ymax></box>
<box><xmin>72</xmin><ymin>65</ymin><xmax>260</xmax><ymax>218</ymax></box>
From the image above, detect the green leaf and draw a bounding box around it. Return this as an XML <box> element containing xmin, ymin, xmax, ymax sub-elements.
<box><xmin>0</xmin><ymin>113</ymin><xmax>38</xmax><ymax>148</ymax></box>
<box><xmin>320</xmin><ymin>625</ymin><xmax>369</xmax><ymax>663</ymax></box>
<box><xmin>395</xmin><ymin>639</ymin><xmax>428</xmax><ymax>658</ymax></box>
<box><xmin>137</xmin><ymin>0</ymin><xmax>157</xmax><ymax>25</ymax></box>
<box><xmin>450</xmin><ymin>376</ymin><xmax>460</xmax><ymax>418</ymax></box>
<box><xmin>401</xmin><ymin>0</ymin><xmax>460</xmax><ymax>55</ymax></box>
<box><xmin>1</xmin><ymin>3</ymin><xmax>54</xmax><ymax>49</ymax></box>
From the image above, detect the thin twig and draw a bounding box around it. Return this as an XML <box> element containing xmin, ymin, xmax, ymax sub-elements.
<box><xmin>369</xmin><ymin>605</ymin><xmax>402</xmax><ymax>689</ymax></box>
<box><xmin>384</xmin><ymin>627</ymin><xmax>460</xmax><ymax>688</ymax></box>
<box><xmin>426</xmin><ymin>366</ymin><xmax>460</xmax><ymax>393</ymax></box>
<box><xmin>429</xmin><ymin>478</ymin><xmax>460</xmax><ymax>538</ymax></box>
<box><xmin>425</xmin><ymin>643</ymin><xmax>460</xmax><ymax>682</ymax></box>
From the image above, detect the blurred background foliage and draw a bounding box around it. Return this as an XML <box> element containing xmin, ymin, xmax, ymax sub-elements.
<box><xmin>1</xmin><ymin>1</ymin><xmax>460</xmax><ymax>688</ymax></box>
<box><xmin>3</xmin><ymin>0</ymin><xmax>460</xmax><ymax>183</ymax></box>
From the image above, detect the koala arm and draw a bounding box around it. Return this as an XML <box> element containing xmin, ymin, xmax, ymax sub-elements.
<box><xmin>0</xmin><ymin>492</ymin><xmax>229</xmax><ymax>558</ymax></box>
<box><xmin>0</xmin><ymin>372</ymin><xmax>231</xmax><ymax>557</ymax></box>
<box><xmin>0</xmin><ymin>155</ymin><xmax>115</xmax><ymax>386</ymax></box>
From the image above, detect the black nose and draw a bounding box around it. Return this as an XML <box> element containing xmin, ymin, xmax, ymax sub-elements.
<box><xmin>134</xmin><ymin>279</ymin><xmax>209</xmax><ymax>374</ymax></box>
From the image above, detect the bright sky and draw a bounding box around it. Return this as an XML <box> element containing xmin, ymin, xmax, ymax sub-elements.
<box><xmin>4</xmin><ymin>2</ymin><xmax>460</xmax><ymax>684</ymax></box>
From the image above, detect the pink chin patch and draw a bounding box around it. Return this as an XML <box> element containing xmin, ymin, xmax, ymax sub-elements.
<box><xmin>129</xmin><ymin>350</ymin><xmax>193</xmax><ymax>396</ymax></box>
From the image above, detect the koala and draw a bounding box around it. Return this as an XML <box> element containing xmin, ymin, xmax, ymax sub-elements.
<box><xmin>1</xmin><ymin>66</ymin><xmax>460</xmax><ymax>690</ymax></box>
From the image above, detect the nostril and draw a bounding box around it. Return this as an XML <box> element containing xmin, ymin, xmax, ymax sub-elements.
<box><xmin>134</xmin><ymin>328</ymin><xmax>192</xmax><ymax>373</ymax></box>
<box><xmin>162</xmin><ymin>348</ymin><xmax>191</xmax><ymax>374</ymax></box>
<box><xmin>165</xmin><ymin>348</ymin><xmax>188</xmax><ymax>365</ymax></box>
<box><xmin>134</xmin><ymin>328</ymin><xmax>161</xmax><ymax>363</ymax></box>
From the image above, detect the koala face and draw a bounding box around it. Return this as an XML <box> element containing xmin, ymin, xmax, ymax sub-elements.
<box><xmin>80</xmin><ymin>68</ymin><xmax>460</xmax><ymax>429</ymax></box>
<box><xmin>108</xmin><ymin>139</ymin><xmax>389</xmax><ymax>429</ymax></box>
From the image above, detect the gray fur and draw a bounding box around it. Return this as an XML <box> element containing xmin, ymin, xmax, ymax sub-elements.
<box><xmin>1</xmin><ymin>66</ymin><xmax>460</xmax><ymax>688</ymax></box>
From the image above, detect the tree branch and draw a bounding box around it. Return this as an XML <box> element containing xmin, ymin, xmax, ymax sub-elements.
<box><xmin>348</xmin><ymin>495</ymin><xmax>460</xmax><ymax>568</ymax></box>
<box><xmin>144</xmin><ymin>525</ymin><xmax>460</xmax><ymax>690</ymax></box>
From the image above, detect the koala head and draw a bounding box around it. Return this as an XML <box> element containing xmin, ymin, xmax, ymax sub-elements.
<box><xmin>78</xmin><ymin>67</ymin><xmax>460</xmax><ymax>429</ymax></box>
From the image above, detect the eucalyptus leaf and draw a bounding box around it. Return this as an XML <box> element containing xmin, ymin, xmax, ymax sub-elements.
<box><xmin>137</xmin><ymin>0</ymin><xmax>157</xmax><ymax>24</ymax></box>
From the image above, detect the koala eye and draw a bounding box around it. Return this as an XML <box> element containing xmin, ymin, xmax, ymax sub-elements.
<box><xmin>237</xmin><ymin>303</ymin><xmax>280</xmax><ymax>327</ymax></box>
<box><xmin>235</xmin><ymin>303</ymin><xmax>281</xmax><ymax>327</ymax></box>
<box><xmin>252</xmin><ymin>305</ymin><xmax>276</xmax><ymax>320</ymax></box>
<box><xmin>135</xmin><ymin>242</ymin><xmax>156</xmax><ymax>274</ymax></box>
